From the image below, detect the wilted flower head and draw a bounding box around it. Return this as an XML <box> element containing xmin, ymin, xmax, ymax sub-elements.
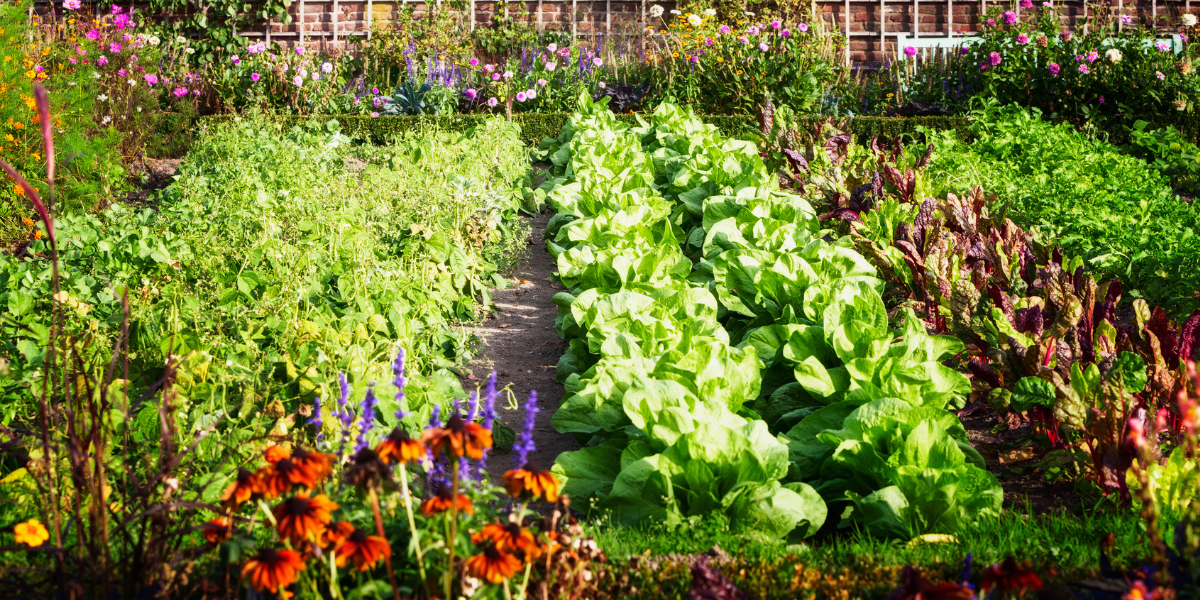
<box><xmin>1105</xmin><ymin>48</ymin><xmax>1122</xmax><ymax>63</ymax></box>
<box><xmin>1036</xmin><ymin>34</ymin><xmax>1049</xmax><ymax>46</ymax></box>
<box><xmin>1060</xmin><ymin>30</ymin><xmax>1072</xmax><ymax>41</ymax></box>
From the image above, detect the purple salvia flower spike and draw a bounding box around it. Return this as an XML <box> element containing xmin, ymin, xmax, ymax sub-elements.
<box><xmin>355</xmin><ymin>383</ymin><xmax>379</xmax><ymax>453</ymax></box>
<box><xmin>482</xmin><ymin>371</ymin><xmax>498</xmax><ymax>430</ymax></box>
<box><xmin>514</xmin><ymin>390</ymin><xmax>539</xmax><ymax>466</ymax></box>
<box><xmin>307</xmin><ymin>396</ymin><xmax>324</xmax><ymax>442</ymax></box>
<box><xmin>467</xmin><ymin>390</ymin><xmax>479</xmax><ymax>421</ymax></box>
<box><xmin>428</xmin><ymin>404</ymin><xmax>442</xmax><ymax>429</ymax></box>
<box><xmin>393</xmin><ymin>348</ymin><xmax>409</xmax><ymax>420</ymax></box>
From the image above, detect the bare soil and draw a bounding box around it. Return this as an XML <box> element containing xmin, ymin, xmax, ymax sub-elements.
<box><xmin>121</xmin><ymin>158</ymin><xmax>182</xmax><ymax>207</ymax></box>
<box><xmin>463</xmin><ymin>212</ymin><xmax>580</xmax><ymax>483</ymax></box>
<box><xmin>960</xmin><ymin>407</ymin><xmax>1080</xmax><ymax>513</ymax></box>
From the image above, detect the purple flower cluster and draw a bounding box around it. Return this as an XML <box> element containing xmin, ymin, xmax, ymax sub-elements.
<box><xmin>513</xmin><ymin>391</ymin><xmax>540</xmax><ymax>467</ymax></box>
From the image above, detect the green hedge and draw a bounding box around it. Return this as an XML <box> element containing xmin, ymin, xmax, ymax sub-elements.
<box><xmin>147</xmin><ymin>111</ymin><xmax>1195</xmax><ymax>158</ymax></box>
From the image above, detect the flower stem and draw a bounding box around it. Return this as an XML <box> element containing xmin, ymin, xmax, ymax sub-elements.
<box><xmin>399</xmin><ymin>463</ymin><xmax>430</xmax><ymax>596</ymax></box>
<box><xmin>368</xmin><ymin>485</ymin><xmax>402</xmax><ymax>600</ymax></box>
<box><xmin>446</xmin><ymin>460</ymin><xmax>461</xmax><ymax>600</ymax></box>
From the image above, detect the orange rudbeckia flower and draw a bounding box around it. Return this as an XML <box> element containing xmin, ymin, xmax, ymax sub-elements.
<box><xmin>257</xmin><ymin>457</ymin><xmax>319</xmax><ymax>498</ymax></box>
<box><xmin>322</xmin><ymin>521</ymin><xmax>356</xmax><ymax>548</ymax></box>
<box><xmin>264</xmin><ymin>445</ymin><xmax>291</xmax><ymax>464</ymax></box>
<box><xmin>221</xmin><ymin>468</ymin><xmax>261</xmax><ymax>508</ymax></box>
<box><xmin>202</xmin><ymin>517</ymin><xmax>232</xmax><ymax>544</ymax></box>
<box><xmin>421</xmin><ymin>414</ymin><xmax>492</xmax><ymax>459</ymax></box>
<box><xmin>503</xmin><ymin>462</ymin><xmax>560</xmax><ymax>503</ymax></box>
<box><xmin>420</xmin><ymin>483</ymin><xmax>474</xmax><ymax>517</ymax></box>
<box><xmin>464</xmin><ymin>543</ymin><xmax>522</xmax><ymax>584</ymax></box>
<box><xmin>473</xmin><ymin>522</ymin><xmax>541</xmax><ymax>562</ymax></box>
<box><xmin>291</xmin><ymin>447</ymin><xmax>335</xmax><ymax>482</ymax></box>
<box><xmin>272</xmin><ymin>493</ymin><xmax>337</xmax><ymax>544</ymax></box>
<box><xmin>242</xmin><ymin>548</ymin><xmax>305</xmax><ymax>593</ymax></box>
<box><xmin>375</xmin><ymin>427</ymin><xmax>426</xmax><ymax>465</ymax></box>
<box><xmin>334</xmin><ymin>529</ymin><xmax>392</xmax><ymax>572</ymax></box>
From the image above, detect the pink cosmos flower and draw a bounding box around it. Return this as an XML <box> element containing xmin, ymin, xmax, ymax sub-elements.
<box><xmin>86</xmin><ymin>29</ymin><xmax>99</xmax><ymax>40</ymax></box>
<box><xmin>1078</xmin><ymin>64</ymin><xmax>1090</xmax><ymax>74</ymax></box>
<box><xmin>1157</xmin><ymin>70</ymin><xmax>1166</xmax><ymax>80</ymax></box>
<box><xmin>1156</xmin><ymin>41</ymin><xmax>1170</xmax><ymax>51</ymax></box>
<box><xmin>117</xmin><ymin>68</ymin><xmax>127</xmax><ymax>77</ymax></box>
<box><xmin>97</xmin><ymin>56</ymin><xmax>109</xmax><ymax>66</ymax></box>
<box><xmin>110</xmin><ymin>43</ymin><xmax>122</xmax><ymax>53</ymax></box>
<box><xmin>143</xmin><ymin>73</ymin><xmax>158</xmax><ymax>85</ymax></box>
<box><xmin>111</xmin><ymin>5</ymin><xmax>123</xmax><ymax>14</ymax></box>
<box><xmin>173</xmin><ymin>87</ymin><xmax>188</xmax><ymax>97</ymax></box>
<box><xmin>64</xmin><ymin>0</ymin><xmax>81</xmax><ymax>9</ymax></box>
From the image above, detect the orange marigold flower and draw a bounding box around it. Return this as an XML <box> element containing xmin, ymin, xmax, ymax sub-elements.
<box><xmin>334</xmin><ymin>529</ymin><xmax>392</xmax><ymax>572</ymax></box>
<box><xmin>375</xmin><ymin>427</ymin><xmax>426</xmax><ymax>465</ymax></box>
<box><xmin>464</xmin><ymin>543</ymin><xmax>522</xmax><ymax>584</ymax></box>
<box><xmin>33</xmin><ymin>229</ymin><xmax>43</xmax><ymax>239</ymax></box>
<box><xmin>13</xmin><ymin>183</ymin><xmax>24</xmax><ymax>196</ymax></box>
<box><xmin>241</xmin><ymin>548</ymin><xmax>305</xmax><ymax>593</ymax></box>
<box><xmin>13</xmin><ymin>519</ymin><xmax>50</xmax><ymax>547</ymax></box>
<box><xmin>322</xmin><ymin>521</ymin><xmax>356</xmax><ymax>548</ymax></box>
<box><xmin>272</xmin><ymin>493</ymin><xmax>337</xmax><ymax>545</ymax></box>
<box><xmin>22</xmin><ymin>217</ymin><xmax>33</xmax><ymax>226</ymax></box>
<box><xmin>202</xmin><ymin>517</ymin><xmax>232</xmax><ymax>544</ymax></box>
<box><xmin>503</xmin><ymin>462</ymin><xmax>559</xmax><ymax>503</ymax></box>
<box><xmin>220</xmin><ymin>468</ymin><xmax>261</xmax><ymax>508</ymax></box>
<box><xmin>473</xmin><ymin>522</ymin><xmax>541</xmax><ymax>562</ymax></box>
<box><xmin>421</xmin><ymin>414</ymin><xmax>492</xmax><ymax>459</ymax></box>
<box><xmin>420</xmin><ymin>483</ymin><xmax>474</xmax><ymax>517</ymax></box>
<box><xmin>981</xmin><ymin>557</ymin><xmax>1044</xmax><ymax>595</ymax></box>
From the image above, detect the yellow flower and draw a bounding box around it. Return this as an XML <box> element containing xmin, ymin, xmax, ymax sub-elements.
<box><xmin>887</xmin><ymin>93</ymin><xmax>894</xmax><ymax>97</ymax></box>
<box><xmin>673</xmin><ymin>52</ymin><xmax>679</xmax><ymax>57</ymax></box>
<box><xmin>737</xmin><ymin>69</ymin><xmax>744</xmax><ymax>74</ymax></box>
<box><xmin>4</xmin><ymin>135</ymin><xmax>12</xmax><ymax>142</ymax></box>
<box><xmin>717</xmin><ymin>56</ymin><xmax>724</xmax><ymax>62</ymax></box>
<box><xmin>14</xmin><ymin>519</ymin><xmax>49</xmax><ymax>547</ymax></box>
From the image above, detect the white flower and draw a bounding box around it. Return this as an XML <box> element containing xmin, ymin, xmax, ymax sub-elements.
<box><xmin>68</xmin><ymin>81</ymin><xmax>77</xmax><ymax>86</ymax></box>
<box><xmin>185</xmin><ymin>48</ymin><xmax>195</xmax><ymax>54</ymax></box>
<box><xmin>1105</xmin><ymin>48</ymin><xmax>1122</xmax><ymax>63</ymax></box>
<box><xmin>128</xmin><ymin>79</ymin><xmax>136</xmax><ymax>86</ymax></box>
<box><xmin>649</xmin><ymin>4</ymin><xmax>663</xmax><ymax>17</ymax></box>
<box><xmin>101</xmin><ymin>115</ymin><xmax>111</xmax><ymax>124</ymax></box>
<box><xmin>97</xmin><ymin>93</ymin><xmax>108</xmax><ymax>102</ymax></box>
<box><xmin>175</xmin><ymin>35</ymin><xmax>187</xmax><ymax>45</ymax></box>
<box><xmin>527</xmin><ymin>87</ymin><xmax>537</xmax><ymax>99</ymax></box>
<box><xmin>299</xmin><ymin>68</ymin><xmax>309</xmax><ymax>77</ymax></box>
<box><xmin>687</xmin><ymin>13</ymin><xmax>702</xmax><ymax>26</ymax></box>
<box><xmin>503</xmin><ymin>70</ymin><xmax>513</xmax><ymax>79</ymax></box>
<box><xmin>148</xmin><ymin>35</ymin><xmax>160</xmax><ymax>46</ymax></box>
<box><xmin>703</xmin><ymin>8</ymin><xmax>716</xmax><ymax>16</ymax></box>
<box><xmin>92</xmin><ymin>72</ymin><xmax>101</xmax><ymax>79</ymax></box>
<box><xmin>1185</xmin><ymin>13</ymin><xmax>1198</xmax><ymax>26</ymax></box>
<box><xmin>744</xmin><ymin>10</ymin><xmax>756</xmax><ymax>15</ymax></box>
<box><xmin>669</xmin><ymin>9</ymin><xmax>681</xmax><ymax>14</ymax></box>
<box><xmin>136</xmin><ymin>107</ymin><xmax>142</xmax><ymax>112</ymax></box>
<box><xmin>547</xmin><ymin>43</ymin><xmax>558</xmax><ymax>53</ymax></box>
<box><xmin>321</xmin><ymin>61</ymin><xmax>333</xmax><ymax>73</ymax></box>
<box><xmin>598</xmin><ymin>81</ymin><xmax>606</xmax><ymax>89</ymax></box>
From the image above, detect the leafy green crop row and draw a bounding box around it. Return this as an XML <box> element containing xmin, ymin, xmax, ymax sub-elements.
<box><xmin>1</xmin><ymin>117</ymin><xmax>528</xmax><ymax>441</ymax></box>
<box><xmin>538</xmin><ymin>96</ymin><xmax>1003</xmax><ymax>541</ymax></box>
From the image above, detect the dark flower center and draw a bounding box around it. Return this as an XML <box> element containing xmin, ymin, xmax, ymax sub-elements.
<box><xmin>349</xmin><ymin>529</ymin><xmax>369</xmax><ymax>544</ymax></box>
<box><xmin>445</xmin><ymin>414</ymin><xmax>467</xmax><ymax>433</ymax></box>
<box><xmin>284</xmin><ymin>497</ymin><xmax>311</xmax><ymax>514</ymax></box>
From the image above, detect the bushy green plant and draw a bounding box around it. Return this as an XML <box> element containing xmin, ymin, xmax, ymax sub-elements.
<box><xmin>1121</xmin><ymin>121</ymin><xmax>1200</xmax><ymax>193</ymax></box>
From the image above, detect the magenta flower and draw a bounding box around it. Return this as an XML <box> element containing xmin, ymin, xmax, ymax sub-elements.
<box><xmin>720</xmin><ymin>24</ymin><xmax>731</xmax><ymax>34</ymax></box>
<box><xmin>989</xmin><ymin>51</ymin><xmax>1002</xmax><ymax>65</ymax></box>
<box><xmin>1060</xmin><ymin>30</ymin><xmax>1072</xmax><ymax>41</ymax></box>
<box><xmin>705</xmin><ymin>36</ymin><xmax>714</xmax><ymax>45</ymax></box>
<box><xmin>747</xmin><ymin>25</ymin><xmax>760</xmax><ymax>34</ymax></box>
<box><xmin>372</xmin><ymin>87</ymin><xmax>379</xmax><ymax>94</ymax></box>
<box><xmin>86</xmin><ymin>29</ymin><xmax>99</xmax><ymax>40</ymax></box>
<box><xmin>738</xmin><ymin>36</ymin><xmax>749</xmax><ymax>44</ymax></box>
<box><xmin>230</xmin><ymin>54</ymin><xmax>241</xmax><ymax>65</ymax></box>
<box><xmin>117</xmin><ymin>68</ymin><xmax>127</xmax><ymax>77</ymax></box>
<box><xmin>1019</xmin><ymin>0</ymin><xmax>1032</xmax><ymax>7</ymax></box>
<box><xmin>64</xmin><ymin>0</ymin><xmax>81</xmax><ymax>9</ymax></box>
<box><xmin>986</xmin><ymin>18</ymin><xmax>995</xmax><ymax>26</ymax></box>
<box><xmin>1156</xmin><ymin>41</ymin><xmax>1170</xmax><ymax>51</ymax></box>
<box><xmin>960</xmin><ymin>46</ymin><xmax>970</xmax><ymax>55</ymax></box>
<box><xmin>1099</xmin><ymin>96</ymin><xmax>1105</xmax><ymax>104</ymax></box>
<box><xmin>1157</xmin><ymin>70</ymin><xmax>1166</xmax><ymax>80</ymax></box>
<box><xmin>487</xmin><ymin>97</ymin><xmax>499</xmax><ymax>107</ymax></box>
<box><xmin>173</xmin><ymin>87</ymin><xmax>188</xmax><ymax>97</ymax></box>
<box><xmin>781</xmin><ymin>29</ymin><xmax>791</xmax><ymax>37</ymax></box>
<box><xmin>545</xmin><ymin>61</ymin><xmax>557</xmax><ymax>71</ymax></box>
<box><xmin>371</xmin><ymin>111</ymin><xmax>379</xmax><ymax>117</ymax></box>
<box><xmin>904</xmin><ymin>45</ymin><xmax>917</xmax><ymax>57</ymax></box>
<box><xmin>759</xmin><ymin>42</ymin><xmax>769</xmax><ymax>51</ymax></box>
<box><xmin>143</xmin><ymin>73</ymin><xmax>158</xmax><ymax>85</ymax></box>
<box><xmin>979</xmin><ymin>61</ymin><xmax>990</xmax><ymax>71</ymax></box>
<box><xmin>484</xmin><ymin>63</ymin><xmax>495</xmax><ymax>73</ymax></box>
<box><xmin>690</xmin><ymin>55</ymin><xmax>699</xmax><ymax>63</ymax></box>
<box><xmin>798</xmin><ymin>22</ymin><xmax>809</xmax><ymax>32</ymax></box>
<box><xmin>1003</xmin><ymin>10</ymin><xmax>1017</xmax><ymax>23</ymax></box>
<box><xmin>296</xmin><ymin>46</ymin><xmax>306</xmax><ymax>55</ymax></box>
<box><xmin>465</xmin><ymin>88</ymin><xmax>477</xmax><ymax>99</ymax></box>
<box><xmin>111</xmin><ymin>5</ymin><xmax>123</xmax><ymax>14</ymax></box>
<box><xmin>1078</xmin><ymin>63</ymin><xmax>1090</xmax><ymax>74</ymax></box>
<box><xmin>491</xmin><ymin>72</ymin><xmax>501</xmax><ymax>81</ymax></box>
<box><xmin>251</xmin><ymin>72</ymin><xmax>261</xmax><ymax>82</ymax></box>
<box><xmin>110</xmin><ymin>43</ymin><xmax>122</xmax><ymax>53</ymax></box>
<box><xmin>1048</xmin><ymin>62</ymin><xmax>1060</xmax><ymax>75</ymax></box>
<box><xmin>770</xmin><ymin>20</ymin><xmax>781</xmax><ymax>29</ymax></box>
<box><xmin>1017</xmin><ymin>33</ymin><xmax>1029</xmax><ymax>44</ymax></box>
<box><xmin>293</xmin><ymin>75</ymin><xmax>303</xmax><ymax>86</ymax></box>
<box><xmin>592</xmin><ymin>57</ymin><xmax>603</xmax><ymax>67</ymax></box>
<box><xmin>469</xmin><ymin>58</ymin><xmax>479</xmax><ymax>66</ymax></box>
<box><xmin>1086</xmin><ymin>50</ymin><xmax>1099</xmax><ymax>62</ymax></box>
<box><xmin>516</xmin><ymin>91</ymin><xmax>527</xmax><ymax>102</ymax></box>
<box><xmin>97</xmin><ymin>56</ymin><xmax>109</xmax><ymax>66</ymax></box>
<box><xmin>113</xmin><ymin>14</ymin><xmax>129</xmax><ymax>29</ymax></box>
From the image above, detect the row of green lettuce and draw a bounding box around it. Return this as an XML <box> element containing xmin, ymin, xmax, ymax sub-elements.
<box><xmin>537</xmin><ymin>95</ymin><xmax>1003</xmax><ymax>541</ymax></box>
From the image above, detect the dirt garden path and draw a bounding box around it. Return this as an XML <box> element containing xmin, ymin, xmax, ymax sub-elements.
<box><xmin>463</xmin><ymin>213</ymin><xmax>580</xmax><ymax>483</ymax></box>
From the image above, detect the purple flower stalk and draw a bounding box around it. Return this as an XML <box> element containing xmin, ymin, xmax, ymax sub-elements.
<box><xmin>467</xmin><ymin>391</ymin><xmax>479</xmax><ymax>421</ymax></box>
<box><xmin>336</xmin><ymin>372</ymin><xmax>355</xmax><ymax>455</ymax></box>
<box><xmin>393</xmin><ymin>348</ymin><xmax>409</xmax><ymax>420</ymax></box>
<box><xmin>307</xmin><ymin>396</ymin><xmax>324</xmax><ymax>442</ymax></box>
<box><xmin>513</xmin><ymin>390</ymin><xmax>539</xmax><ymax>466</ymax></box>
<box><xmin>355</xmin><ymin>384</ymin><xmax>378</xmax><ymax>452</ymax></box>
<box><xmin>429</xmin><ymin>404</ymin><xmax>443</xmax><ymax>429</ymax></box>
